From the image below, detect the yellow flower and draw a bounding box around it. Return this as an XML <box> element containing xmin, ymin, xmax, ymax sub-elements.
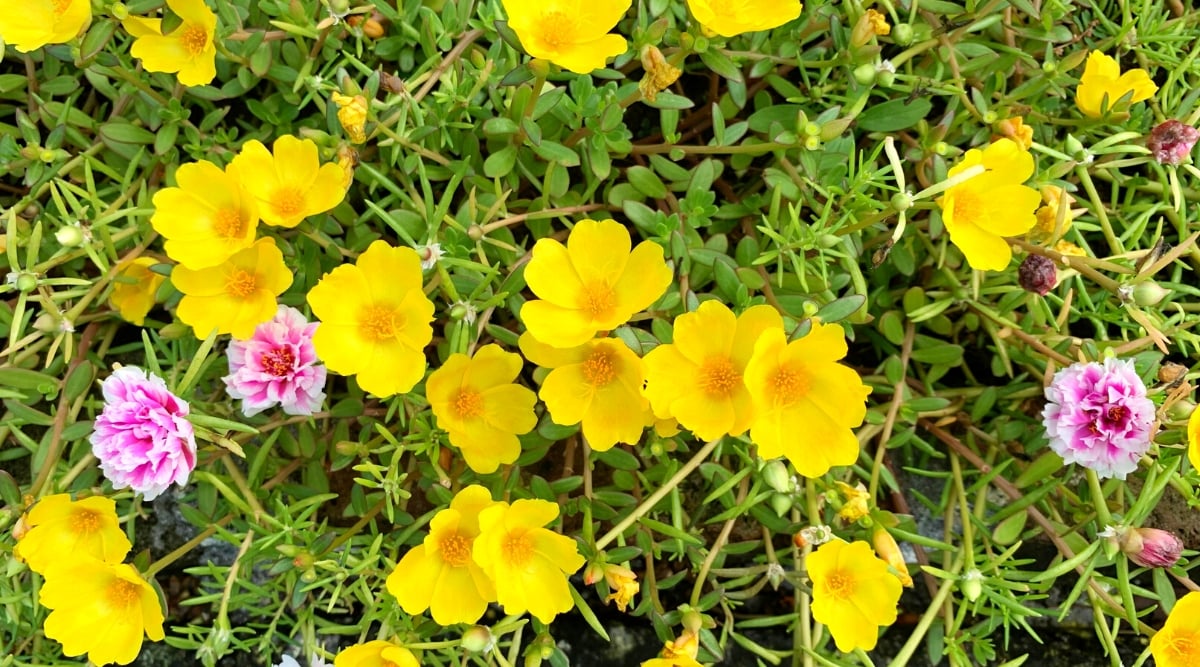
<box><xmin>744</xmin><ymin>323</ymin><xmax>870</xmax><ymax>478</ymax></box>
<box><xmin>39</xmin><ymin>557</ymin><xmax>164</xmax><ymax>666</ymax></box>
<box><xmin>602</xmin><ymin>563</ymin><xmax>639</xmax><ymax>612</ymax></box>
<box><xmin>686</xmin><ymin>0</ymin><xmax>802</xmax><ymax>38</ymax></box>
<box><xmin>110</xmin><ymin>258</ymin><xmax>165</xmax><ymax>326</ymax></box>
<box><xmin>172</xmin><ymin>237</ymin><xmax>293</xmax><ymax>339</ymax></box>
<box><xmin>872</xmin><ymin>527</ymin><xmax>913</xmax><ymax>588</ymax></box>
<box><xmin>427</xmin><ymin>345</ymin><xmax>538</xmax><ymax>473</ymax></box>
<box><xmin>0</xmin><ymin>0</ymin><xmax>90</xmax><ymax>52</ymax></box>
<box><xmin>995</xmin><ymin>116</ymin><xmax>1032</xmax><ymax>151</ymax></box>
<box><xmin>150</xmin><ymin>160</ymin><xmax>258</xmax><ymax>270</ymax></box>
<box><xmin>642</xmin><ymin>630</ymin><xmax>703</xmax><ymax>667</ymax></box>
<box><xmin>1188</xmin><ymin>406</ymin><xmax>1200</xmax><ymax>473</ymax></box>
<box><xmin>834</xmin><ymin>481</ymin><xmax>870</xmax><ymax>523</ymax></box>
<box><xmin>807</xmin><ymin>539</ymin><xmax>902</xmax><ymax>652</ymax></box>
<box><xmin>1054</xmin><ymin>240</ymin><xmax>1086</xmax><ymax>257</ymax></box>
<box><xmin>123</xmin><ymin>0</ymin><xmax>217</xmax><ymax>87</ymax></box>
<box><xmin>501</xmin><ymin>0</ymin><xmax>631</xmax><ymax>74</ymax></box>
<box><xmin>519</xmin><ymin>333</ymin><xmax>649</xmax><ymax>450</ymax></box>
<box><xmin>643</xmin><ymin>302</ymin><xmax>783</xmax><ymax>441</ymax></box>
<box><xmin>1033</xmin><ymin>185</ymin><xmax>1075</xmax><ymax>241</ymax></box>
<box><xmin>472</xmin><ymin>498</ymin><xmax>585</xmax><ymax>623</ymax></box>
<box><xmin>332</xmin><ymin>92</ymin><xmax>368</xmax><ymax>144</ymax></box>
<box><xmin>1075</xmin><ymin>50</ymin><xmax>1158</xmax><ymax>119</ymax></box>
<box><xmin>1150</xmin><ymin>591</ymin><xmax>1200</xmax><ymax>667</ymax></box>
<box><xmin>387</xmin><ymin>485</ymin><xmax>501</xmax><ymax>625</ymax></box>
<box><xmin>937</xmin><ymin>138</ymin><xmax>1041</xmax><ymax>271</ymax></box>
<box><xmin>306</xmin><ymin>241</ymin><xmax>434</xmax><ymax>398</ymax></box>
<box><xmin>230</xmin><ymin>135</ymin><xmax>348</xmax><ymax>228</ymax></box>
<box><xmin>522</xmin><ymin>218</ymin><xmax>671</xmax><ymax>348</ymax></box>
<box><xmin>14</xmin><ymin>494</ymin><xmax>131</xmax><ymax>575</ymax></box>
<box><xmin>334</xmin><ymin>641</ymin><xmax>419</xmax><ymax>667</ymax></box>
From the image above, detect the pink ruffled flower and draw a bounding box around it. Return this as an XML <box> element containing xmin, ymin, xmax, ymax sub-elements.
<box><xmin>223</xmin><ymin>306</ymin><xmax>326</xmax><ymax>417</ymax></box>
<box><xmin>90</xmin><ymin>366</ymin><xmax>197</xmax><ymax>500</ymax></box>
<box><xmin>1042</xmin><ymin>358</ymin><xmax>1156</xmax><ymax>479</ymax></box>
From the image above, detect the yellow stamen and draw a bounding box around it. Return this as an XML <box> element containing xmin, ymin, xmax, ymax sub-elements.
<box><xmin>180</xmin><ymin>25</ymin><xmax>208</xmax><ymax>56</ymax></box>
<box><xmin>270</xmin><ymin>187</ymin><xmax>305</xmax><ymax>220</ymax></box>
<box><xmin>699</xmin><ymin>358</ymin><xmax>739</xmax><ymax>397</ymax></box>
<box><xmin>581</xmin><ymin>348</ymin><xmax>618</xmax><ymax>387</ymax></box>
<box><xmin>225</xmin><ymin>269</ymin><xmax>258</xmax><ymax>298</ymax></box>
<box><xmin>439</xmin><ymin>533</ymin><xmax>472</xmax><ymax>567</ymax></box>
<box><xmin>214</xmin><ymin>208</ymin><xmax>247</xmax><ymax>239</ymax></box>
<box><xmin>502</xmin><ymin>532</ymin><xmax>533</xmax><ymax>567</ymax></box>
<box><xmin>452</xmin><ymin>389</ymin><xmax>484</xmax><ymax>419</ymax></box>
<box><xmin>359</xmin><ymin>305</ymin><xmax>403</xmax><ymax>342</ymax></box>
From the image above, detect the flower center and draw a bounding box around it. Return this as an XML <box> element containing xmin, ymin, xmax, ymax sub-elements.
<box><xmin>70</xmin><ymin>508</ymin><xmax>101</xmax><ymax>533</ymax></box>
<box><xmin>1105</xmin><ymin>405</ymin><xmax>1127</xmax><ymax>424</ymax></box>
<box><xmin>700</xmin><ymin>358</ymin><xmax>740</xmax><ymax>397</ymax></box>
<box><xmin>502</xmin><ymin>532</ymin><xmax>534</xmax><ymax>567</ymax></box>
<box><xmin>537</xmin><ymin>11</ymin><xmax>576</xmax><ymax>50</ymax></box>
<box><xmin>53</xmin><ymin>0</ymin><xmax>71</xmax><ymax>14</ymax></box>
<box><xmin>1167</xmin><ymin>634</ymin><xmax>1199</xmax><ymax>661</ymax></box>
<box><xmin>580</xmin><ymin>282</ymin><xmax>616</xmax><ymax>321</ymax></box>
<box><xmin>951</xmin><ymin>189</ymin><xmax>983</xmax><ymax>226</ymax></box>
<box><xmin>822</xmin><ymin>571</ymin><xmax>853</xmax><ymax>600</ymax></box>
<box><xmin>439</xmin><ymin>533</ymin><xmax>472</xmax><ymax>567</ymax></box>
<box><xmin>452</xmin><ymin>389</ymin><xmax>484</xmax><ymax>419</ymax></box>
<box><xmin>214</xmin><ymin>208</ymin><xmax>247</xmax><ymax>239</ymax></box>
<box><xmin>769</xmin><ymin>365</ymin><xmax>809</xmax><ymax>406</ymax></box>
<box><xmin>180</xmin><ymin>25</ymin><xmax>208</xmax><ymax>56</ymax></box>
<box><xmin>107</xmin><ymin>579</ymin><xmax>141</xmax><ymax>610</ymax></box>
<box><xmin>225</xmin><ymin>269</ymin><xmax>259</xmax><ymax>299</ymax></box>
<box><xmin>270</xmin><ymin>187</ymin><xmax>305</xmax><ymax>219</ymax></box>
<box><xmin>581</xmin><ymin>347</ymin><xmax>618</xmax><ymax>387</ymax></box>
<box><xmin>359</xmin><ymin>305</ymin><xmax>403</xmax><ymax>342</ymax></box>
<box><xmin>261</xmin><ymin>347</ymin><xmax>295</xmax><ymax>377</ymax></box>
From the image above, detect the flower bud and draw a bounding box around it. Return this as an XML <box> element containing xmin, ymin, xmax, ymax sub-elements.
<box><xmin>853</xmin><ymin>63</ymin><xmax>877</xmax><ymax>86</ymax></box>
<box><xmin>1018</xmin><ymin>254</ymin><xmax>1056</xmax><ymax>295</ymax></box>
<box><xmin>55</xmin><ymin>225</ymin><xmax>84</xmax><ymax>248</ymax></box>
<box><xmin>1118</xmin><ymin>526</ymin><xmax>1184</xmax><ymax>568</ymax></box>
<box><xmin>890</xmin><ymin>192</ymin><xmax>913</xmax><ymax>212</ymax></box>
<box><xmin>363</xmin><ymin>17</ymin><xmax>386</xmax><ymax>39</ymax></box>
<box><xmin>873</xmin><ymin>527</ymin><xmax>913</xmax><ymax>587</ymax></box>
<box><xmin>110</xmin><ymin>2</ymin><xmax>129</xmax><ymax>20</ymax></box>
<box><xmin>769</xmin><ymin>492</ymin><xmax>792</xmax><ymax>517</ymax></box>
<box><xmin>961</xmin><ymin>568</ymin><xmax>983</xmax><ymax>602</ymax></box>
<box><xmin>14</xmin><ymin>272</ymin><xmax>38</xmax><ymax>293</ymax></box>
<box><xmin>803</xmin><ymin>136</ymin><xmax>821</xmax><ymax>151</ymax></box>
<box><xmin>761</xmin><ymin>460</ymin><xmax>791</xmax><ymax>493</ymax></box>
<box><xmin>583</xmin><ymin>561</ymin><xmax>605</xmax><ymax>586</ymax></box>
<box><xmin>1064</xmin><ymin>134</ymin><xmax>1087</xmax><ymax>161</ymax></box>
<box><xmin>1132</xmin><ymin>281</ymin><xmax>1169</xmax><ymax>307</ymax></box>
<box><xmin>1147</xmin><ymin>120</ymin><xmax>1199</xmax><ymax>166</ymax></box>
<box><xmin>39</xmin><ymin>148</ymin><xmax>56</xmax><ymax>163</ymax></box>
<box><xmin>461</xmin><ymin>626</ymin><xmax>495</xmax><ymax>653</ymax></box>
<box><xmin>891</xmin><ymin>23</ymin><xmax>914</xmax><ymax>45</ymax></box>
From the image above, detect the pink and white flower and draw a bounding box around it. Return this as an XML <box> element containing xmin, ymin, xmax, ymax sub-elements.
<box><xmin>90</xmin><ymin>366</ymin><xmax>197</xmax><ymax>500</ymax></box>
<box><xmin>1042</xmin><ymin>357</ymin><xmax>1156</xmax><ymax>479</ymax></box>
<box><xmin>224</xmin><ymin>306</ymin><xmax>326</xmax><ymax>417</ymax></box>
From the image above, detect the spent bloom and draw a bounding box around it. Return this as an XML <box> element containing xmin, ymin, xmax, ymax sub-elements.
<box><xmin>40</xmin><ymin>557</ymin><xmax>165</xmax><ymax>666</ymax></box>
<box><xmin>306</xmin><ymin>241</ymin><xmax>435</xmax><ymax>398</ymax></box>
<box><xmin>1032</xmin><ymin>185</ymin><xmax>1075</xmax><ymax>241</ymax></box>
<box><xmin>641</xmin><ymin>629</ymin><xmax>703</xmax><ymax>667</ymax></box>
<box><xmin>150</xmin><ymin>160</ymin><xmax>258</xmax><ymax>270</ymax></box>
<box><xmin>1017</xmin><ymin>254</ymin><xmax>1056</xmax><ymax>295</ymax></box>
<box><xmin>520</xmin><ymin>333</ymin><xmax>650</xmax><ymax>450</ymax></box>
<box><xmin>123</xmin><ymin>0</ymin><xmax>217</xmax><ymax>87</ymax></box>
<box><xmin>1147</xmin><ymin>120</ymin><xmax>1199</xmax><ymax>166</ymax></box>
<box><xmin>223</xmin><ymin>306</ymin><xmax>327</xmax><ymax>417</ymax></box>
<box><xmin>1150</xmin><ymin>591</ymin><xmax>1200</xmax><ymax>667</ymax></box>
<box><xmin>643</xmin><ymin>302</ymin><xmax>783</xmax><ymax>441</ymax></box>
<box><xmin>808</xmin><ymin>539</ymin><xmax>902</xmax><ymax>652</ymax></box>
<box><xmin>90</xmin><ymin>366</ymin><xmax>197</xmax><ymax>500</ymax></box>
<box><xmin>13</xmin><ymin>494</ymin><xmax>131</xmax><ymax>575</ymax></box>
<box><xmin>472</xmin><ymin>498</ymin><xmax>585</xmax><ymax>623</ymax></box>
<box><xmin>743</xmin><ymin>323</ymin><xmax>871</xmax><ymax>478</ymax></box>
<box><xmin>521</xmin><ymin>218</ymin><xmax>672</xmax><ymax>348</ymax></box>
<box><xmin>501</xmin><ymin>0</ymin><xmax>631</xmax><ymax>74</ymax></box>
<box><xmin>1075</xmin><ymin>50</ymin><xmax>1157</xmax><ymax>118</ymax></box>
<box><xmin>172</xmin><ymin>237</ymin><xmax>294</xmax><ymax>339</ymax></box>
<box><xmin>426</xmin><ymin>345</ymin><xmax>538</xmax><ymax>473</ymax></box>
<box><xmin>833</xmin><ymin>481</ymin><xmax>870</xmax><ymax>523</ymax></box>
<box><xmin>0</xmin><ymin>0</ymin><xmax>90</xmax><ymax>52</ymax></box>
<box><xmin>387</xmin><ymin>485</ymin><xmax>501</xmax><ymax>625</ymax></box>
<box><xmin>602</xmin><ymin>563</ymin><xmax>640</xmax><ymax>612</ymax></box>
<box><xmin>110</xmin><ymin>258</ymin><xmax>165</xmax><ymax>326</ymax></box>
<box><xmin>332</xmin><ymin>92</ymin><xmax>368</xmax><ymax>144</ymax></box>
<box><xmin>686</xmin><ymin>0</ymin><xmax>802</xmax><ymax>37</ymax></box>
<box><xmin>230</xmin><ymin>135</ymin><xmax>348</xmax><ymax>228</ymax></box>
<box><xmin>937</xmin><ymin>138</ymin><xmax>1041</xmax><ymax>271</ymax></box>
<box><xmin>1042</xmin><ymin>358</ymin><xmax>1156</xmax><ymax>479</ymax></box>
<box><xmin>1110</xmin><ymin>525</ymin><xmax>1184</xmax><ymax>569</ymax></box>
<box><xmin>995</xmin><ymin>116</ymin><xmax>1033</xmax><ymax>151</ymax></box>
<box><xmin>333</xmin><ymin>641</ymin><xmax>418</xmax><ymax>667</ymax></box>
<box><xmin>872</xmin><ymin>527</ymin><xmax>914</xmax><ymax>587</ymax></box>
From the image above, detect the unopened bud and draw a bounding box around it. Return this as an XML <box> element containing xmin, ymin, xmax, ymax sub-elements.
<box><xmin>461</xmin><ymin>626</ymin><xmax>495</xmax><ymax>653</ymax></box>
<box><xmin>761</xmin><ymin>460</ymin><xmax>791</xmax><ymax>493</ymax></box>
<box><xmin>1064</xmin><ymin>134</ymin><xmax>1087</xmax><ymax>161</ymax></box>
<box><xmin>110</xmin><ymin>2</ymin><xmax>129</xmax><ymax>19</ymax></box>
<box><xmin>873</xmin><ymin>527</ymin><xmax>913</xmax><ymax>587</ymax></box>
<box><xmin>890</xmin><ymin>192</ymin><xmax>913</xmax><ymax>212</ymax></box>
<box><xmin>891</xmin><ymin>23</ymin><xmax>913</xmax><ymax>46</ymax></box>
<box><xmin>14</xmin><ymin>273</ymin><xmax>38</xmax><ymax>293</ymax></box>
<box><xmin>1132</xmin><ymin>281</ymin><xmax>1169</xmax><ymax>307</ymax></box>
<box><xmin>55</xmin><ymin>225</ymin><xmax>84</xmax><ymax>247</ymax></box>
<box><xmin>1117</xmin><ymin>526</ymin><xmax>1184</xmax><ymax>568</ymax></box>
<box><xmin>961</xmin><ymin>568</ymin><xmax>983</xmax><ymax>602</ymax></box>
<box><xmin>583</xmin><ymin>561</ymin><xmax>606</xmax><ymax>586</ymax></box>
<box><xmin>769</xmin><ymin>492</ymin><xmax>792</xmax><ymax>517</ymax></box>
<box><xmin>39</xmin><ymin>149</ymin><xmax>56</xmax><ymax>163</ymax></box>
<box><xmin>853</xmin><ymin>63</ymin><xmax>877</xmax><ymax>87</ymax></box>
<box><xmin>1147</xmin><ymin>120</ymin><xmax>1199</xmax><ymax>166</ymax></box>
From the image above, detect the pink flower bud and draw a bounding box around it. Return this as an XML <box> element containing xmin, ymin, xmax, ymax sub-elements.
<box><xmin>1119</xmin><ymin>527</ymin><xmax>1184</xmax><ymax>568</ymax></box>
<box><xmin>1147</xmin><ymin>120</ymin><xmax>1199</xmax><ymax>166</ymax></box>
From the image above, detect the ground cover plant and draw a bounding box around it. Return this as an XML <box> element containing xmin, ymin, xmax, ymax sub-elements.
<box><xmin>3</xmin><ymin>0</ymin><xmax>1200</xmax><ymax>665</ymax></box>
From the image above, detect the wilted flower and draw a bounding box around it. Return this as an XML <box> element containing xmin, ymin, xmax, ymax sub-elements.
<box><xmin>501</xmin><ymin>0</ymin><xmax>631</xmax><ymax>73</ymax></box>
<box><xmin>1151</xmin><ymin>591</ymin><xmax>1200</xmax><ymax>666</ymax></box>
<box><xmin>123</xmin><ymin>0</ymin><xmax>217</xmax><ymax>86</ymax></box>
<box><xmin>1075</xmin><ymin>50</ymin><xmax>1157</xmax><ymax>118</ymax></box>
<box><xmin>639</xmin><ymin>45</ymin><xmax>681</xmax><ymax>103</ymax></box>
<box><xmin>850</xmin><ymin>8</ymin><xmax>888</xmax><ymax>46</ymax></box>
<box><xmin>172</xmin><ymin>237</ymin><xmax>294</xmax><ymax>339</ymax></box>
<box><xmin>1032</xmin><ymin>185</ymin><xmax>1075</xmax><ymax>241</ymax></box>
<box><xmin>13</xmin><ymin>494</ymin><xmax>131</xmax><ymax>574</ymax></box>
<box><xmin>834</xmin><ymin>481</ymin><xmax>870</xmax><ymax>523</ymax></box>
<box><xmin>602</xmin><ymin>563</ymin><xmax>639</xmax><ymax>612</ymax></box>
<box><xmin>150</xmin><ymin>160</ymin><xmax>259</xmax><ymax>270</ymax></box>
<box><xmin>642</xmin><ymin>629</ymin><xmax>702</xmax><ymax>667</ymax></box>
<box><xmin>1110</xmin><ymin>525</ymin><xmax>1184</xmax><ymax>568</ymax></box>
<box><xmin>1018</xmin><ymin>254</ymin><xmax>1056</xmax><ymax>295</ymax></box>
<box><xmin>808</xmin><ymin>539</ymin><xmax>902</xmax><ymax>652</ymax></box>
<box><xmin>223</xmin><ymin>306</ymin><xmax>327</xmax><ymax>417</ymax></box>
<box><xmin>872</xmin><ymin>527</ymin><xmax>913</xmax><ymax>587</ymax></box>
<box><xmin>110</xmin><ymin>258</ymin><xmax>165</xmax><ymax>326</ymax></box>
<box><xmin>230</xmin><ymin>135</ymin><xmax>348</xmax><ymax>228</ymax></box>
<box><xmin>0</xmin><ymin>0</ymin><xmax>90</xmax><ymax>52</ymax></box>
<box><xmin>332</xmin><ymin>92</ymin><xmax>368</xmax><ymax>144</ymax></box>
<box><xmin>1042</xmin><ymin>358</ymin><xmax>1156</xmax><ymax>479</ymax></box>
<box><xmin>687</xmin><ymin>0</ymin><xmax>802</xmax><ymax>37</ymax></box>
<box><xmin>995</xmin><ymin>116</ymin><xmax>1033</xmax><ymax>151</ymax></box>
<box><xmin>1147</xmin><ymin>120</ymin><xmax>1199</xmax><ymax>166</ymax></box>
<box><xmin>39</xmin><ymin>557</ymin><xmax>165</xmax><ymax>666</ymax></box>
<box><xmin>90</xmin><ymin>366</ymin><xmax>197</xmax><ymax>500</ymax></box>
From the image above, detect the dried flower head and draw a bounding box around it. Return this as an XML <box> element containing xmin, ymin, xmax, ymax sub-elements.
<box><xmin>1147</xmin><ymin>120</ymin><xmax>1199</xmax><ymax>166</ymax></box>
<box><xmin>1018</xmin><ymin>254</ymin><xmax>1056</xmax><ymax>295</ymax></box>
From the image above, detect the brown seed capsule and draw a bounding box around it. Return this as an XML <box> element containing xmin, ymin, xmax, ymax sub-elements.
<box><xmin>1018</xmin><ymin>254</ymin><xmax>1056</xmax><ymax>295</ymax></box>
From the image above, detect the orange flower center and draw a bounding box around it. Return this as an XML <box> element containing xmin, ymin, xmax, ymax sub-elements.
<box><xmin>270</xmin><ymin>187</ymin><xmax>306</xmax><ymax>219</ymax></box>
<box><xmin>579</xmin><ymin>282</ymin><xmax>616</xmax><ymax>321</ymax></box>
<box><xmin>822</xmin><ymin>571</ymin><xmax>854</xmax><ymax>601</ymax></box>
<box><xmin>1164</xmin><ymin>633</ymin><xmax>1199</xmax><ymax>662</ymax></box>
<box><xmin>439</xmin><ymin>533</ymin><xmax>472</xmax><ymax>567</ymax></box>
<box><xmin>70</xmin><ymin>508</ymin><xmax>101</xmax><ymax>533</ymax></box>
<box><xmin>225</xmin><ymin>269</ymin><xmax>259</xmax><ymax>298</ymax></box>
<box><xmin>452</xmin><ymin>389</ymin><xmax>483</xmax><ymax>419</ymax></box>
<box><xmin>502</xmin><ymin>532</ymin><xmax>533</xmax><ymax>567</ymax></box>
<box><xmin>537</xmin><ymin>11</ymin><xmax>576</xmax><ymax>50</ymax></box>
<box><xmin>700</xmin><ymin>358</ymin><xmax>740</xmax><ymax>397</ymax></box>
<box><xmin>359</xmin><ymin>305</ymin><xmax>403</xmax><ymax>342</ymax></box>
<box><xmin>214</xmin><ymin>208</ymin><xmax>247</xmax><ymax>239</ymax></box>
<box><xmin>180</xmin><ymin>25</ymin><xmax>208</xmax><ymax>56</ymax></box>
<box><xmin>107</xmin><ymin>579</ymin><xmax>141</xmax><ymax>610</ymax></box>
<box><xmin>951</xmin><ymin>189</ymin><xmax>983</xmax><ymax>226</ymax></box>
<box><xmin>261</xmin><ymin>347</ymin><xmax>295</xmax><ymax>377</ymax></box>
<box><xmin>769</xmin><ymin>365</ymin><xmax>809</xmax><ymax>406</ymax></box>
<box><xmin>581</xmin><ymin>347</ymin><xmax>618</xmax><ymax>387</ymax></box>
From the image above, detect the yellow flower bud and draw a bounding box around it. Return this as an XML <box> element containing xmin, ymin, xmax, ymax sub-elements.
<box><xmin>332</xmin><ymin>92</ymin><xmax>368</xmax><ymax>144</ymax></box>
<box><xmin>872</xmin><ymin>527</ymin><xmax>913</xmax><ymax>587</ymax></box>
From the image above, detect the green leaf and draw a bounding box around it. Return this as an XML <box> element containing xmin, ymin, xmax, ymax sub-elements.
<box><xmin>815</xmin><ymin>295</ymin><xmax>866</xmax><ymax>323</ymax></box>
<box><xmin>857</xmin><ymin>97</ymin><xmax>934</xmax><ymax>132</ymax></box>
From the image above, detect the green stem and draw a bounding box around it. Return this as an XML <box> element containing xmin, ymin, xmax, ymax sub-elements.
<box><xmin>1087</xmin><ymin>469</ymin><xmax>1114</xmax><ymax>529</ymax></box>
<box><xmin>885</xmin><ymin>560</ymin><xmax>960</xmax><ymax>667</ymax></box>
<box><xmin>1076</xmin><ymin>164</ymin><xmax>1123</xmax><ymax>256</ymax></box>
<box><xmin>144</xmin><ymin>515</ymin><xmax>232</xmax><ymax>578</ymax></box>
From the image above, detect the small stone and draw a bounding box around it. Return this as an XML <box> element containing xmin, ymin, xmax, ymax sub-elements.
<box><xmin>1018</xmin><ymin>254</ymin><xmax>1056</xmax><ymax>295</ymax></box>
